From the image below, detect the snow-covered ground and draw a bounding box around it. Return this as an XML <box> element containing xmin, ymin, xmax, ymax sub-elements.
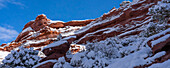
<box><xmin>0</xmin><ymin>51</ymin><xmax>10</xmax><ymax>64</ymax></box>
<box><xmin>148</xmin><ymin>60</ymin><xmax>170</xmax><ymax>68</ymax></box>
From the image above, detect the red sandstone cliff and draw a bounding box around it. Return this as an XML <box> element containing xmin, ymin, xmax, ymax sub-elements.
<box><xmin>0</xmin><ymin>0</ymin><xmax>169</xmax><ymax>68</ymax></box>
<box><xmin>0</xmin><ymin>14</ymin><xmax>94</xmax><ymax>51</ymax></box>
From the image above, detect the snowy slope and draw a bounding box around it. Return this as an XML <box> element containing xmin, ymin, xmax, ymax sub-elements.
<box><xmin>0</xmin><ymin>51</ymin><xmax>10</xmax><ymax>64</ymax></box>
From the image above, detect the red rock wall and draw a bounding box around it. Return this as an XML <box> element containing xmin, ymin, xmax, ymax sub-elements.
<box><xmin>74</xmin><ymin>0</ymin><xmax>160</xmax><ymax>44</ymax></box>
<box><xmin>64</xmin><ymin>19</ymin><xmax>95</xmax><ymax>26</ymax></box>
<box><xmin>0</xmin><ymin>0</ymin><xmax>169</xmax><ymax>67</ymax></box>
<box><xmin>0</xmin><ymin>14</ymin><xmax>94</xmax><ymax>51</ymax></box>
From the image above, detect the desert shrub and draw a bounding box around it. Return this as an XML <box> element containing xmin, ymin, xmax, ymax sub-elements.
<box><xmin>142</xmin><ymin>22</ymin><xmax>167</xmax><ymax>37</ymax></box>
<box><xmin>53</xmin><ymin>57</ymin><xmax>72</xmax><ymax>68</ymax></box>
<box><xmin>1</xmin><ymin>46</ymin><xmax>40</xmax><ymax>68</ymax></box>
<box><xmin>148</xmin><ymin>0</ymin><xmax>170</xmax><ymax>23</ymax></box>
<box><xmin>142</xmin><ymin>0</ymin><xmax>169</xmax><ymax>37</ymax></box>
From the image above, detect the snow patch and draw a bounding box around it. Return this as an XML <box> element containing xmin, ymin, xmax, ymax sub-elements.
<box><xmin>146</xmin><ymin>51</ymin><xmax>166</xmax><ymax>63</ymax></box>
<box><xmin>43</xmin><ymin>40</ymin><xmax>68</xmax><ymax>50</ymax></box>
<box><xmin>148</xmin><ymin>59</ymin><xmax>170</xmax><ymax>68</ymax></box>
<box><xmin>107</xmin><ymin>48</ymin><xmax>151</xmax><ymax>68</ymax></box>
<box><xmin>21</xmin><ymin>27</ymin><xmax>33</xmax><ymax>33</ymax></box>
<box><xmin>0</xmin><ymin>51</ymin><xmax>10</xmax><ymax>64</ymax></box>
<box><xmin>48</xmin><ymin>20</ymin><xmax>64</xmax><ymax>25</ymax></box>
<box><xmin>59</xmin><ymin>26</ymin><xmax>82</xmax><ymax>36</ymax></box>
<box><xmin>33</xmin><ymin>60</ymin><xmax>57</xmax><ymax>68</ymax></box>
<box><xmin>62</xmin><ymin>36</ymin><xmax>76</xmax><ymax>40</ymax></box>
<box><xmin>151</xmin><ymin>34</ymin><xmax>170</xmax><ymax>47</ymax></box>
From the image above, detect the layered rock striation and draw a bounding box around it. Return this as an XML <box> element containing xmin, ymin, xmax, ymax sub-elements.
<box><xmin>0</xmin><ymin>0</ymin><xmax>169</xmax><ymax>68</ymax></box>
<box><xmin>0</xmin><ymin>14</ymin><xmax>94</xmax><ymax>51</ymax></box>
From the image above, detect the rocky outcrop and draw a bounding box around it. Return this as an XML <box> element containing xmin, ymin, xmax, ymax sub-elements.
<box><xmin>42</xmin><ymin>41</ymin><xmax>69</xmax><ymax>56</ymax></box>
<box><xmin>39</xmin><ymin>0</ymin><xmax>168</xmax><ymax>67</ymax></box>
<box><xmin>0</xmin><ymin>0</ymin><xmax>169</xmax><ymax>68</ymax></box>
<box><xmin>74</xmin><ymin>0</ymin><xmax>161</xmax><ymax>44</ymax></box>
<box><xmin>39</xmin><ymin>40</ymin><xmax>70</xmax><ymax>63</ymax></box>
<box><xmin>0</xmin><ymin>14</ymin><xmax>94</xmax><ymax>51</ymax></box>
<box><xmin>63</xmin><ymin>19</ymin><xmax>95</xmax><ymax>26</ymax></box>
<box><xmin>0</xmin><ymin>44</ymin><xmax>6</xmax><ymax>47</ymax></box>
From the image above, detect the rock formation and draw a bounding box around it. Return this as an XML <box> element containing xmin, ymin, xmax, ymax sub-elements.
<box><xmin>0</xmin><ymin>14</ymin><xmax>94</xmax><ymax>51</ymax></box>
<box><xmin>0</xmin><ymin>0</ymin><xmax>169</xmax><ymax>68</ymax></box>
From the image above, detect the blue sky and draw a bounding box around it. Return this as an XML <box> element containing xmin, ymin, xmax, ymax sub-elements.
<box><xmin>0</xmin><ymin>0</ymin><xmax>132</xmax><ymax>44</ymax></box>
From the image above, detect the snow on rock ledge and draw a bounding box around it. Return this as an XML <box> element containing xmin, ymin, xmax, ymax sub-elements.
<box><xmin>40</xmin><ymin>40</ymin><xmax>70</xmax><ymax>62</ymax></box>
<box><xmin>42</xmin><ymin>40</ymin><xmax>69</xmax><ymax>56</ymax></box>
<box><xmin>33</xmin><ymin>60</ymin><xmax>57</xmax><ymax>68</ymax></box>
<box><xmin>43</xmin><ymin>40</ymin><xmax>68</xmax><ymax>50</ymax></box>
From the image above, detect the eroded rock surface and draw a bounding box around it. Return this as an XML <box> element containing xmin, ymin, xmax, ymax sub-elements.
<box><xmin>0</xmin><ymin>0</ymin><xmax>169</xmax><ymax>68</ymax></box>
<box><xmin>0</xmin><ymin>14</ymin><xmax>94</xmax><ymax>51</ymax></box>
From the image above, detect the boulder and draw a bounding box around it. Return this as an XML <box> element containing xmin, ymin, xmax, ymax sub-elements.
<box><xmin>40</xmin><ymin>40</ymin><xmax>70</xmax><ymax>62</ymax></box>
<box><xmin>42</xmin><ymin>40</ymin><xmax>70</xmax><ymax>56</ymax></box>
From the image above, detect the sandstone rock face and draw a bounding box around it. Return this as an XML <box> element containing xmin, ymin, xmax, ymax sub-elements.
<box><xmin>63</xmin><ymin>19</ymin><xmax>95</xmax><ymax>26</ymax></box>
<box><xmin>0</xmin><ymin>14</ymin><xmax>94</xmax><ymax>66</ymax></box>
<box><xmin>74</xmin><ymin>0</ymin><xmax>160</xmax><ymax>44</ymax></box>
<box><xmin>0</xmin><ymin>44</ymin><xmax>6</xmax><ymax>47</ymax></box>
<box><xmin>0</xmin><ymin>0</ymin><xmax>169</xmax><ymax>67</ymax></box>
<box><xmin>42</xmin><ymin>41</ymin><xmax>69</xmax><ymax>56</ymax></box>
<box><xmin>0</xmin><ymin>14</ymin><xmax>94</xmax><ymax>51</ymax></box>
